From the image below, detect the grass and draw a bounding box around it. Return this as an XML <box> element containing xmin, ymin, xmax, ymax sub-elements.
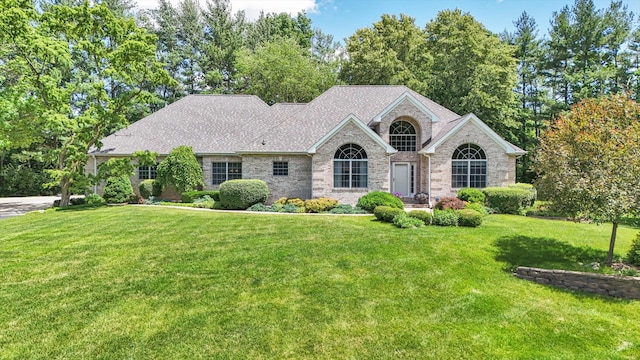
<box><xmin>1</xmin><ymin>206</ymin><xmax>639</xmax><ymax>359</ymax></box>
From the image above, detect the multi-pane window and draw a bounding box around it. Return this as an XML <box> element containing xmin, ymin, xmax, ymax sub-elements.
<box><xmin>333</xmin><ymin>144</ymin><xmax>368</xmax><ymax>188</ymax></box>
<box><xmin>138</xmin><ymin>165</ymin><xmax>157</xmax><ymax>180</ymax></box>
<box><xmin>451</xmin><ymin>143</ymin><xmax>487</xmax><ymax>188</ymax></box>
<box><xmin>212</xmin><ymin>162</ymin><xmax>242</xmax><ymax>185</ymax></box>
<box><xmin>273</xmin><ymin>161</ymin><xmax>289</xmax><ymax>176</ymax></box>
<box><xmin>390</xmin><ymin>121</ymin><xmax>417</xmax><ymax>152</ymax></box>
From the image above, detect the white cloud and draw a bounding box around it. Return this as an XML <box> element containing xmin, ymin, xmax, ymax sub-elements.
<box><xmin>135</xmin><ymin>0</ymin><xmax>318</xmax><ymax>20</ymax></box>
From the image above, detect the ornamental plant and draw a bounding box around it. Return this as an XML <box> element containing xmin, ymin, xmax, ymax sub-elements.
<box><xmin>156</xmin><ymin>146</ymin><xmax>204</xmax><ymax>193</ymax></box>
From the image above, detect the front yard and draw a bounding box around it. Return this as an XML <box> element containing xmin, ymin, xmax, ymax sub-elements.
<box><xmin>0</xmin><ymin>207</ymin><xmax>639</xmax><ymax>359</ymax></box>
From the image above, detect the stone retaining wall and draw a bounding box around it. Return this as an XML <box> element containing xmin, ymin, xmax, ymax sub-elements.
<box><xmin>514</xmin><ymin>266</ymin><xmax>640</xmax><ymax>300</ymax></box>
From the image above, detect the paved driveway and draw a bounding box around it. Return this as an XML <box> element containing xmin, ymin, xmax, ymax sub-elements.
<box><xmin>0</xmin><ymin>196</ymin><xmax>59</xmax><ymax>220</ymax></box>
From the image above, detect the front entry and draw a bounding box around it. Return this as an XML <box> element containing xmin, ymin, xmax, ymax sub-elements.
<box><xmin>392</xmin><ymin>163</ymin><xmax>411</xmax><ymax>197</ymax></box>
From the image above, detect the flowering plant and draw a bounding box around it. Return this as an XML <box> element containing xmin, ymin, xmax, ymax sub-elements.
<box><xmin>392</xmin><ymin>192</ymin><xmax>403</xmax><ymax>198</ymax></box>
<box><xmin>414</xmin><ymin>192</ymin><xmax>429</xmax><ymax>203</ymax></box>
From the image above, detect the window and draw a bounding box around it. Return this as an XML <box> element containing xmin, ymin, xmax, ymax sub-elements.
<box><xmin>451</xmin><ymin>143</ymin><xmax>486</xmax><ymax>188</ymax></box>
<box><xmin>212</xmin><ymin>162</ymin><xmax>242</xmax><ymax>185</ymax></box>
<box><xmin>273</xmin><ymin>161</ymin><xmax>289</xmax><ymax>176</ymax></box>
<box><xmin>138</xmin><ymin>165</ymin><xmax>157</xmax><ymax>180</ymax></box>
<box><xmin>333</xmin><ymin>144</ymin><xmax>368</xmax><ymax>188</ymax></box>
<box><xmin>390</xmin><ymin>120</ymin><xmax>417</xmax><ymax>152</ymax></box>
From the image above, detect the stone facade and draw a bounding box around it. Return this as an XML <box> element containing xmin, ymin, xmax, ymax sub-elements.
<box><xmin>242</xmin><ymin>154</ymin><xmax>312</xmax><ymax>202</ymax></box>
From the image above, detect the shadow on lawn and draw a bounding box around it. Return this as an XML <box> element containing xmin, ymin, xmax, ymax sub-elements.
<box><xmin>493</xmin><ymin>235</ymin><xmax>609</xmax><ymax>273</ymax></box>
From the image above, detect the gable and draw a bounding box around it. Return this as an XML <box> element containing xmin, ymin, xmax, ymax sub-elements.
<box><xmin>371</xmin><ymin>91</ymin><xmax>441</xmax><ymax>125</ymax></box>
<box><xmin>307</xmin><ymin>114</ymin><xmax>396</xmax><ymax>155</ymax></box>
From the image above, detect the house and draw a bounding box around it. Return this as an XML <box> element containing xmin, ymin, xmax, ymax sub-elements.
<box><xmin>88</xmin><ymin>85</ymin><xmax>526</xmax><ymax>204</ymax></box>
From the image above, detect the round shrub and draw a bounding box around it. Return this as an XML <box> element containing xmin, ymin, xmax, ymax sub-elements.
<box><xmin>483</xmin><ymin>187</ymin><xmax>532</xmax><ymax>215</ymax></box>
<box><xmin>464</xmin><ymin>202</ymin><xmax>488</xmax><ymax>215</ymax></box>
<box><xmin>432</xmin><ymin>209</ymin><xmax>459</xmax><ymax>226</ymax></box>
<box><xmin>374</xmin><ymin>205</ymin><xmax>405</xmax><ymax>223</ymax></box>
<box><xmin>218</xmin><ymin>179</ymin><xmax>269</xmax><ymax>210</ymax></box>
<box><xmin>457</xmin><ymin>209</ymin><xmax>483</xmax><ymax>227</ymax></box>
<box><xmin>304</xmin><ymin>197</ymin><xmax>339</xmax><ymax>213</ymax></box>
<box><xmin>85</xmin><ymin>193</ymin><xmax>106</xmax><ymax>207</ymax></box>
<box><xmin>357</xmin><ymin>191</ymin><xmax>404</xmax><ymax>213</ymax></box>
<box><xmin>457</xmin><ymin>187</ymin><xmax>485</xmax><ymax>204</ymax></box>
<box><xmin>435</xmin><ymin>196</ymin><xmax>466</xmax><ymax>210</ymax></box>
<box><xmin>152</xmin><ymin>180</ymin><xmax>163</xmax><ymax>197</ymax></box>
<box><xmin>626</xmin><ymin>233</ymin><xmax>640</xmax><ymax>266</ymax></box>
<box><xmin>103</xmin><ymin>175</ymin><xmax>134</xmax><ymax>204</ymax></box>
<box><xmin>139</xmin><ymin>180</ymin><xmax>155</xmax><ymax>199</ymax></box>
<box><xmin>408</xmin><ymin>210</ymin><xmax>432</xmax><ymax>225</ymax></box>
<box><xmin>393</xmin><ymin>213</ymin><xmax>424</xmax><ymax>229</ymax></box>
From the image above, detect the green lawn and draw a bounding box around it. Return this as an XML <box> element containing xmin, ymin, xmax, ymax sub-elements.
<box><xmin>1</xmin><ymin>206</ymin><xmax>639</xmax><ymax>359</ymax></box>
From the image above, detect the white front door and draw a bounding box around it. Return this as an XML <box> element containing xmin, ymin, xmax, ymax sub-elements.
<box><xmin>392</xmin><ymin>163</ymin><xmax>410</xmax><ymax>197</ymax></box>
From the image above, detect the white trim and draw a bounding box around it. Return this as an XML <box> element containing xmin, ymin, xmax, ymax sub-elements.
<box><xmin>372</xmin><ymin>91</ymin><xmax>441</xmax><ymax>124</ymax></box>
<box><xmin>420</xmin><ymin>114</ymin><xmax>527</xmax><ymax>156</ymax></box>
<box><xmin>307</xmin><ymin>114</ymin><xmax>397</xmax><ymax>154</ymax></box>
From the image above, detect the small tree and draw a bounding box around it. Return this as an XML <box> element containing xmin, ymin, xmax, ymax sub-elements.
<box><xmin>535</xmin><ymin>95</ymin><xmax>640</xmax><ymax>265</ymax></box>
<box><xmin>156</xmin><ymin>146</ymin><xmax>204</xmax><ymax>193</ymax></box>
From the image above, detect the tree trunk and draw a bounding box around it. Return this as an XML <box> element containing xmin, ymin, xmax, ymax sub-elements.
<box><xmin>59</xmin><ymin>177</ymin><xmax>71</xmax><ymax>207</ymax></box>
<box><xmin>606</xmin><ymin>221</ymin><xmax>618</xmax><ymax>266</ymax></box>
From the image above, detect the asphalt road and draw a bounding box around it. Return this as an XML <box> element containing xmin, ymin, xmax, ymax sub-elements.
<box><xmin>0</xmin><ymin>196</ymin><xmax>59</xmax><ymax>220</ymax></box>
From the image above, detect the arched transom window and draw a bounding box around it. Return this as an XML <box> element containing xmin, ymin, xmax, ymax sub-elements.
<box><xmin>334</xmin><ymin>144</ymin><xmax>368</xmax><ymax>188</ymax></box>
<box><xmin>390</xmin><ymin>121</ymin><xmax>417</xmax><ymax>152</ymax></box>
<box><xmin>451</xmin><ymin>143</ymin><xmax>487</xmax><ymax>188</ymax></box>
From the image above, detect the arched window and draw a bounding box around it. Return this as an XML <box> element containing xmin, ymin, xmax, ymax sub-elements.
<box><xmin>334</xmin><ymin>144</ymin><xmax>368</xmax><ymax>188</ymax></box>
<box><xmin>451</xmin><ymin>143</ymin><xmax>487</xmax><ymax>188</ymax></box>
<box><xmin>390</xmin><ymin>120</ymin><xmax>417</xmax><ymax>151</ymax></box>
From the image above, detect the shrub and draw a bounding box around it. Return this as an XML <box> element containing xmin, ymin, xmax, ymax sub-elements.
<box><xmin>432</xmin><ymin>209</ymin><xmax>459</xmax><ymax>226</ymax></box>
<box><xmin>464</xmin><ymin>202</ymin><xmax>488</xmax><ymax>215</ymax></box>
<box><xmin>457</xmin><ymin>188</ymin><xmax>485</xmax><ymax>204</ymax></box>
<box><xmin>457</xmin><ymin>209</ymin><xmax>483</xmax><ymax>227</ymax></box>
<box><xmin>626</xmin><ymin>233</ymin><xmax>640</xmax><ymax>266</ymax></box>
<box><xmin>328</xmin><ymin>204</ymin><xmax>367</xmax><ymax>214</ymax></box>
<box><xmin>274</xmin><ymin>197</ymin><xmax>288</xmax><ymax>205</ymax></box>
<box><xmin>281</xmin><ymin>204</ymin><xmax>304</xmax><ymax>213</ymax></box>
<box><xmin>393</xmin><ymin>213</ymin><xmax>424</xmax><ymax>229</ymax></box>
<box><xmin>182</xmin><ymin>190</ymin><xmax>220</xmax><ymax>203</ymax></box>
<box><xmin>304</xmin><ymin>197</ymin><xmax>339</xmax><ymax>213</ymax></box>
<box><xmin>374</xmin><ymin>206</ymin><xmax>405</xmax><ymax>223</ymax></box>
<box><xmin>285</xmin><ymin>198</ymin><xmax>305</xmax><ymax>208</ymax></box>
<box><xmin>508</xmin><ymin>183</ymin><xmax>537</xmax><ymax>208</ymax></box>
<box><xmin>483</xmin><ymin>187</ymin><xmax>532</xmax><ymax>215</ymax></box>
<box><xmin>70</xmin><ymin>197</ymin><xmax>86</xmax><ymax>206</ymax></box>
<box><xmin>103</xmin><ymin>175</ymin><xmax>134</xmax><ymax>204</ymax></box>
<box><xmin>218</xmin><ymin>179</ymin><xmax>269</xmax><ymax>210</ymax></box>
<box><xmin>408</xmin><ymin>210</ymin><xmax>432</xmax><ymax>225</ymax></box>
<box><xmin>193</xmin><ymin>195</ymin><xmax>215</xmax><ymax>209</ymax></box>
<box><xmin>152</xmin><ymin>180</ymin><xmax>163</xmax><ymax>197</ymax></box>
<box><xmin>85</xmin><ymin>194</ymin><xmax>106</xmax><ymax>207</ymax></box>
<box><xmin>139</xmin><ymin>180</ymin><xmax>155</xmax><ymax>199</ymax></box>
<box><xmin>247</xmin><ymin>203</ymin><xmax>272</xmax><ymax>212</ymax></box>
<box><xmin>357</xmin><ymin>191</ymin><xmax>404</xmax><ymax>213</ymax></box>
<box><xmin>127</xmin><ymin>194</ymin><xmax>145</xmax><ymax>204</ymax></box>
<box><xmin>156</xmin><ymin>146</ymin><xmax>204</xmax><ymax>193</ymax></box>
<box><xmin>435</xmin><ymin>196</ymin><xmax>467</xmax><ymax>210</ymax></box>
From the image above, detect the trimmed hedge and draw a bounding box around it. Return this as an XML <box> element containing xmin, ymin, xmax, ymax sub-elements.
<box><xmin>457</xmin><ymin>188</ymin><xmax>485</xmax><ymax>204</ymax></box>
<box><xmin>218</xmin><ymin>179</ymin><xmax>269</xmax><ymax>210</ymax></box>
<box><xmin>139</xmin><ymin>180</ymin><xmax>155</xmax><ymax>199</ymax></box>
<box><xmin>408</xmin><ymin>210</ymin><xmax>432</xmax><ymax>225</ymax></box>
<box><xmin>483</xmin><ymin>187</ymin><xmax>532</xmax><ymax>215</ymax></box>
<box><xmin>435</xmin><ymin>196</ymin><xmax>467</xmax><ymax>210</ymax></box>
<box><xmin>357</xmin><ymin>191</ymin><xmax>404</xmax><ymax>213</ymax></box>
<box><xmin>103</xmin><ymin>175</ymin><xmax>134</xmax><ymax>204</ymax></box>
<box><xmin>456</xmin><ymin>209</ymin><xmax>483</xmax><ymax>227</ymax></box>
<box><xmin>432</xmin><ymin>209</ymin><xmax>459</xmax><ymax>226</ymax></box>
<box><xmin>374</xmin><ymin>206</ymin><xmax>405</xmax><ymax>223</ymax></box>
<box><xmin>508</xmin><ymin>183</ymin><xmax>537</xmax><ymax>208</ymax></box>
<box><xmin>181</xmin><ymin>190</ymin><xmax>220</xmax><ymax>203</ymax></box>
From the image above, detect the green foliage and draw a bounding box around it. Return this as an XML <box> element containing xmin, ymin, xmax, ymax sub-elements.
<box><xmin>328</xmin><ymin>204</ymin><xmax>367</xmax><ymax>214</ymax></box>
<box><xmin>625</xmin><ymin>233</ymin><xmax>640</xmax><ymax>266</ymax></box>
<box><xmin>0</xmin><ymin>160</ymin><xmax>56</xmax><ymax>196</ymax></box>
<box><xmin>247</xmin><ymin>203</ymin><xmax>272</xmax><ymax>212</ymax></box>
<box><xmin>456</xmin><ymin>209</ymin><xmax>483</xmax><ymax>227</ymax></box>
<box><xmin>435</xmin><ymin>197</ymin><xmax>467</xmax><ymax>210</ymax></box>
<box><xmin>464</xmin><ymin>202</ymin><xmax>489</xmax><ymax>215</ymax></box>
<box><xmin>103</xmin><ymin>175</ymin><xmax>134</xmax><ymax>204</ymax></box>
<box><xmin>457</xmin><ymin>188</ymin><xmax>486</xmax><ymax>204</ymax></box>
<box><xmin>218</xmin><ymin>179</ymin><xmax>269</xmax><ymax>210</ymax></box>
<box><xmin>127</xmin><ymin>194</ymin><xmax>145</xmax><ymax>204</ymax></box>
<box><xmin>281</xmin><ymin>204</ymin><xmax>304</xmax><ymax>213</ymax></box>
<box><xmin>373</xmin><ymin>206</ymin><xmax>405</xmax><ymax>223</ymax></box>
<box><xmin>85</xmin><ymin>193</ymin><xmax>106</xmax><ymax>207</ymax></box>
<box><xmin>193</xmin><ymin>195</ymin><xmax>215</xmax><ymax>209</ymax></box>
<box><xmin>392</xmin><ymin>213</ymin><xmax>424</xmax><ymax>229</ymax></box>
<box><xmin>139</xmin><ymin>180</ymin><xmax>155</xmax><ymax>199</ymax></box>
<box><xmin>432</xmin><ymin>210</ymin><xmax>459</xmax><ymax>227</ymax></box>
<box><xmin>483</xmin><ymin>187</ymin><xmax>532</xmax><ymax>215</ymax></box>
<box><xmin>407</xmin><ymin>210</ymin><xmax>432</xmax><ymax>225</ymax></box>
<box><xmin>508</xmin><ymin>183</ymin><xmax>537</xmax><ymax>207</ymax></box>
<box><xmin>357</xmin><ymin>191</ymin><xmax>404</xmax><ymax>213</ymax></box>
<box><xmin>304</xmin><ymin>197</ymin><xmax>339</xmax><ymax>213</ymax></box>
<box><xmin>156</xmin><ymin>146</ymin><xmax>204</xmax><ymax>194</ymax></box>
<box><xmin>181</xmin><ymin>190</ymin><xmax>220</xmax><ymax>203</ymax></box>
<box><xmin>152</xmin><ymin>180</ymin><xmax>163</xmax><ymax>197</ymax></box>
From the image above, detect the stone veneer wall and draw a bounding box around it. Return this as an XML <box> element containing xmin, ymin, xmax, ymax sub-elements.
<box><xmin>241</xmin><ymin>154</ymin><xmax>312</xmax><ymax>202</ymax></box>
<box><xmin>429</xmin><ymin>121</ymin><xmax>516</xmax><ymax>200</ymax></box>
<box><xmin>312</xmin><ymin>121</ymin><xmax>391</xmax><ymax>205</ymax></box>
<box><xmin>515</xmin><ymin>266</ymin><xmax>640</xmax><ymax>300</ymax></box>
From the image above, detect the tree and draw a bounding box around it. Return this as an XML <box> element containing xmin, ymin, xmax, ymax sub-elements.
<box><xmin>156</xmin><ymin>146</ymin><xmax>204</xmax><ymax>193</ymax></box>
<box><xmin>0</xmin><ymin>0</ymin><xmax>172</xmax><ymax>206</ymax></box>
<box><xmin>535</xmin><ymin>95</ymin><xmax>640</xmax><ymax>265</ymax></box>
<box><xmin>245</xmin><ymin>11</ymin><xmax>313</xmax><ymax>50</ymax></box>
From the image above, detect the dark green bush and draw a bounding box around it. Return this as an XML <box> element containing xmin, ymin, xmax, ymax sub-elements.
<box><xmin>408</xmin><ymin>210</ymin><xmax>432</xmax><ymax>225</ymax></box>
<box><xmin>70</xmin><ymin>197</ymin><xmax>86</xmax><ymax>206</ymax></box>
<box><xmin>152</xmin><ymin>181</ymin><xmax>163</xmax><ymax>197</ymax></box>
<box><xmin>139</xmin><ymin>180</ymin><xmax>155</xmax><ymax>199</ymax></box>
<box><xmin>374</xmin><ymin>206</ymin><xmax>405</xmax><ymax>223</ymax></box>
<box><xmin>432</xmin><ymin>209</ymin><xmax>459</xmax><ymax>226</ymax></box>
<box><xmin>357</xmin><ymin>191</ymin><xmax>404</xmax><ymax>213</ymax></box>
<box><xmin>328</xmin><ymin>204</ymin><xmax>367</xmax><ymax>214</ymax></box>
<box><xmin>626</xmin><ymin>233</ymin><xmax>640</xmax><ymax>266</ymax></box>
<box><xmin>483</xmin><ymin>187</ymin><xmax>532</xmax><ymax>215</ymax></box>
<box><xmin>85</xmin><ymin>193</ymin><xmax>106</xmax><ymax>207</ymax></box>
<box><xmin>156</xmin><ymin>146</ymin><xmax>204</xmax><ymax>193</ymax></box>
<box><xmin>281</xmin><ymin>204</ymin><xmax>304</xmax><ymax>213</ymax></box>
<box><xmin>127</xmin><ymin>194</ymin><xmax>145</xmax><ymax>204</ymax></box>
<box><xmin>304</xmin><ymin>197</ymin><xmax>339</xmax><ymax>213</ymax></box>
<box><xmin>457</xmin><ymin>188</ymin><xmax>485</xmax><ymax>204</ymax></box>
<box><xmin>508</xmin><ymin>183</ymin><xmax>537</xmax><ymax>208</ymax></box>
<box><xmin>435</xmin><ymin>196</ymin><xmax>467</xmax><ymax>210</ymax></box>
<box><xmin>464</xmin><ymin>202</ymin><xmax>488</xmax><ymax>215</ymax></box>
<box><xmin>457</xmin><ymin>209</ymin><xmax>483</xmax><ymax>227</ymax></box>
<box><xmin>247</xmin><ymin>203</ymin><xmax>272</xmax><ymax>212</ymax></box>
<box><xmin>219</xmin><ymin>179</ymin><xmax>269</xmax><ymax>210</ymax></box>
<box><xmin>393</xmin><ymin>213</ymin><xmax>424</xmax><ymax>228</ymax></box>
<box><xmin>181</xmin><ymin>190</ymin><xmax>220</xmax><ymax>203</ymax></box>
<box><xmin>103</xmin><ymin>175</ymin><xmax>134</xmax><ymax>204</ymax></box>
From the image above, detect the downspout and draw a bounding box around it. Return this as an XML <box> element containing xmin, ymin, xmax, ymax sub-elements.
<box><xmin>308</xmin><ymin>153</ymin><xmax>314</xmax><ymax>199</ymax></box>
<box><xmin>92</xmin><ymin>154</ymin><xmax>97</xmax><ymax>194</ymax></box>
<box><xmin>425</xmin><ymin>154</ymin><xmax>432</xmax><ymax>208</ymax></box>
